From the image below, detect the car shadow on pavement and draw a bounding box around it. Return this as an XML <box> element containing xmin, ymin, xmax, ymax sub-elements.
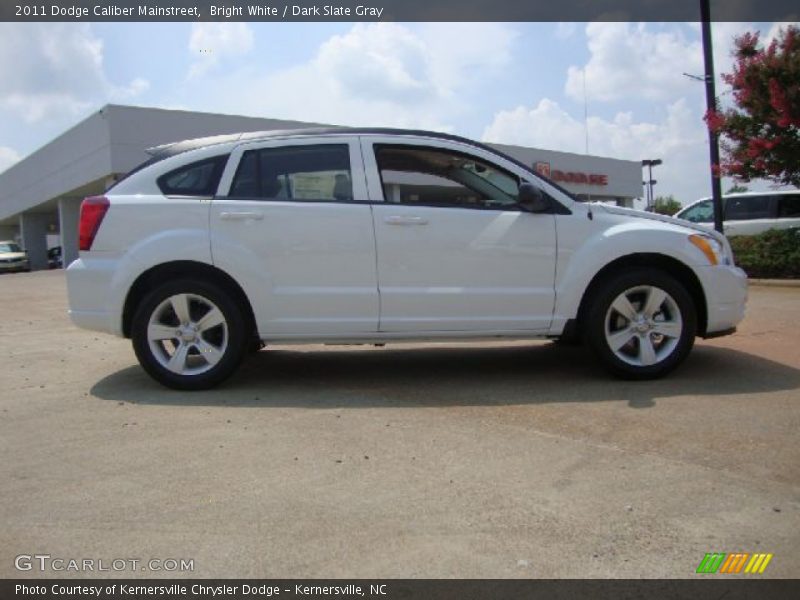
<box><xmin>90</xmin><ymin>342</ymin><xmax>800</xmax><ymax>409</ymax></box>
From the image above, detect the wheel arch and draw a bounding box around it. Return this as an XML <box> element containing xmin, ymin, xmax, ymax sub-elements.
<box><xmin>122</xmin><ymin>260</ymin><xmax>257</xmax><ymax>340</ymax></box>
<box><xmin>575</xmin><ymin>253</ymin><xmax>708</xmax><ymax>338</ymax></box>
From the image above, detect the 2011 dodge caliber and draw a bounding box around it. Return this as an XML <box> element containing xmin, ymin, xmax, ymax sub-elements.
<box><xmin>66</xmin><ymin>128</ymin><xmax>747</xmax><ymax>390</ymax></box>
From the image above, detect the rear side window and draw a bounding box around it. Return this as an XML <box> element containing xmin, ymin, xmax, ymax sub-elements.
<box><xmin>229</xmin><ymin>144</ymin><xmax>352</xmax><ymax>202</ymax></box>
<box><xmin>777</xmin><ymin>194</ymin><xmax>800</xmax><ymax>218</ymax></box>
<box><xmin>157</xmin><ymin>155</ymin><xmax>228</xmax><ymax>196</ymax></box>
<box><xmin>724</xmin><ymin>195</ymin><xmax>772</xmax><ymax>220</ymax></box>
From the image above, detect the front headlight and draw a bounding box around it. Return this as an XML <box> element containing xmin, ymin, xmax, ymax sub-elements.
<box><xmin>689</xmin><ymin>234</ymin><xmax>729</xmax><ymax>266</ymax></box>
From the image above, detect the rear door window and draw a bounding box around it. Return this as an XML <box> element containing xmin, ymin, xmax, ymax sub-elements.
<box><xmin>228</xmin><ymin>144</ymin><xmax>352</xmax><ymax>202</ymax></box>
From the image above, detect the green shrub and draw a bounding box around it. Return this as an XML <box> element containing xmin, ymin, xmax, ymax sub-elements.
<box><xmin>652</xmin><ymin>195</ymin><xmax>682</xmax><ymax>216</ymax></box>
<box><xmin>729</xmin><ymin>227</ymin><xmax>800</xmax><ymax>279</ymax></box>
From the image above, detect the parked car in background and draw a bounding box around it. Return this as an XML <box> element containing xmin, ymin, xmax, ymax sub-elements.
<box><xmin>48</xmin><ymin>246</ymin><xmax>63</xmax><ymax>269</ymax></box>
<box><xmin>0</xmin><ymin>241</ymin><xmax>30</xmax><ymax>273</ymax></box>
<box><xmin>66</xmin><ymin>128</ymin><xmax>747</xmax><ymax>389</ymax></box>
<box><xmin>675</xmin><ymin>190</ymin><xmax>800</xmax><ymax>236</ymax></box>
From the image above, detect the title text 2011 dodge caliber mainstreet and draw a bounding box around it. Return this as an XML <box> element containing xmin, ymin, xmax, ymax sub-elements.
<box><xmin>66</xmin><ymin>128</ymin><xmax>747</xmax><ymax>389</ymax></box>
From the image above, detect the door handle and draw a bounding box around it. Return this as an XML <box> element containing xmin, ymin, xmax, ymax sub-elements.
<box><xmin>384</xmin><ymin>216</ymin><xmax>429</xmax><ymax>226</ymax></box>
<box><xmin>220</xmin><ymin>211</ymin><xmax>264</xmax><ymax>221</ymax></box>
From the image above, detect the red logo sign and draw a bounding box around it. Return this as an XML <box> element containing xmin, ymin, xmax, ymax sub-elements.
<box><xmin>534</xmin><ymin>161</ymin><xmax>608</xmax><ymax>186</ymax></box>
<box><xmin>534</xmin><ymin>161</ymin><xmax>551</xmax><ymax>178</ymax></box>
<box><xmin>552</xmin><ymin>170</ymin><xmax>608</xmax><ymax>186</ymax></box>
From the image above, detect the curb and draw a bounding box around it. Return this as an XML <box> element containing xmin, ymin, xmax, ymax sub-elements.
<box><xmin>749</xmin><ymin>279</ymin><xmax>800</xmax><ymax>288</ymax></box>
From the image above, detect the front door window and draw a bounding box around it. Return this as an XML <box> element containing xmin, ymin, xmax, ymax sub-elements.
<box><xmin>375</xmin><ymin>145</ymin><xmax>521</xmax><ymax>210</ymax></box>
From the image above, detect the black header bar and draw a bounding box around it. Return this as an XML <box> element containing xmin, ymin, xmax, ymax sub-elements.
<box><xmin>2</xmin><ymin>0</ymin><xmax>799</xmax><ymax>22</ymax></box>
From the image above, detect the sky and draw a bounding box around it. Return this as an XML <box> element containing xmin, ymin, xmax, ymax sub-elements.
<box><xmin>0</xmin><ymin>20</ymin><xmax>796</xmax><ymax>206</ymax></box>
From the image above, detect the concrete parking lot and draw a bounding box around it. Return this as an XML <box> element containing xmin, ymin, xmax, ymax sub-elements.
<box><xmin>1</xmin><ymin>270</ymin><xmax>798</xmax><ymax>578</ymax></box>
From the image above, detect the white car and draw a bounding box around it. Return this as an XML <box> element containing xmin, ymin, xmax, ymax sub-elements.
<box><xmin>66</xmin><ymin>128</ymin><xmax>747</xmax><ymax>389</ymax></box>
<box><xmin>675</xmin><ymin>190</ymin><xmax>800</xmax><ymax>236</ymax></box>
<box><xmin>0</xmin><ymin>241</ymin><xmax>30</xmax><ymax>273</ymax></box>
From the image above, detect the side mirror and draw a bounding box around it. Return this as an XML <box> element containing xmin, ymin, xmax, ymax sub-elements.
<box><xmin>518</xmin><ymin>182</ymin><xmax>550</xmax><ymax>213</ymax></box>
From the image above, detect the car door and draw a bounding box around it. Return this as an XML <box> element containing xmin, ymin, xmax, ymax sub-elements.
<box><xmin>362</xmin><ymin>136</ymin><xmax>557</xmax><ymax>333</ymax></box>
<box><xmin>211</xmin><ymin>136</ymin><xmax>379</xmax><ymax>336</ymax></box>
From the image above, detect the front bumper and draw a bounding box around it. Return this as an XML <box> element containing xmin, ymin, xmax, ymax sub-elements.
<box><xmin>0</xmin><ymin>260</ymin><xmax>29</xmax><ymax>271</ymax></box>
<box><xmin>698</xmin><ymin>264</ymin><xmax>748</xmax><ymax>336</ymax></box>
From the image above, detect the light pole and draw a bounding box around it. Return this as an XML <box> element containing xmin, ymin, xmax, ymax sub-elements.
<box><xmin>700</xmin><ymin>0</ymin><xmax>725</xmax><ymax>234</ymax></box>
<box><xmin>642</xmin><ymin>159</ymin><xmax>662</xmax><ymax>210</ymax></box>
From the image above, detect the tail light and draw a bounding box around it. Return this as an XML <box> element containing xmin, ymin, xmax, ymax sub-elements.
<box><xmin>79</xmin><ymin>196</ymin><xmax>110</xmax><ymax>251</ymax></box>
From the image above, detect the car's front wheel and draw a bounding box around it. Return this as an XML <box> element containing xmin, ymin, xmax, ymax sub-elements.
<box><xmin>586</xmin><ymin>269</ymin><xmax>697</xmax><ymax>379</ymax></box>
<box><xmin>131</xmin><ymin>279</ymin><xmax>248</xmax><ymax>390</ymax></box>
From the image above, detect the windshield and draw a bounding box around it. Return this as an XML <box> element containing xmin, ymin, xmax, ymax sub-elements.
<box><xmin>0</xmin><ymin>242</ymin><xmax>22</xmax><ymax>253</ymax></box>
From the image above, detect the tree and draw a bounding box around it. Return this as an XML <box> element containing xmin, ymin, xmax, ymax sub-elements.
<box><xmin>652</xmin><ymin>195</ymin><xmax>682</xmax><ymax>216</ymax></box>
<box><xmin>705</xmin><ymin>25</ymin><xmax>800</xmax><ymax>187</ymax></box>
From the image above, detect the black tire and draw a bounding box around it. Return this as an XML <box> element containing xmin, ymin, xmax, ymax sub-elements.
<box><xmin>131</xmin><ymin>279</ymin><xmax>248</xmax><ymax>390</ymax></box>
<box><xmin>585</xmin><ymin>268</ymin><xmax>697</xmax><ymax>380</ymax></box>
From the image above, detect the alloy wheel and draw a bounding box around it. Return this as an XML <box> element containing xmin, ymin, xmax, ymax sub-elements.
<box><xmin>603</xmin><ymin>285</ymin><xmax>683</xmax><ymax>367</ymax></box>
<box><xmin>146</xmin><ymin>293</ymin><xmax>229</xmax><ymax>376</ymax></box>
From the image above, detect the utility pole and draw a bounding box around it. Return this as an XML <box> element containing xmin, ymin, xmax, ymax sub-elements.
<box><xmin>700</xmin><ymin>0</ymin><xmax>725</xmax><ymax>234</ymax></box>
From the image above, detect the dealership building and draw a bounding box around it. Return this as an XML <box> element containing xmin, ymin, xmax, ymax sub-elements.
<box><xmin>0</xmin><ymin>105</ymin><xmax>642</xmax><ymax>270</ymax></box>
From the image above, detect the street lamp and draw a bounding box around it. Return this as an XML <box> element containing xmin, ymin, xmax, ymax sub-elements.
<box><xmin>642</xmin><ymin>159</ymin><xmax>662</xmax><ymax>210</ymax></box>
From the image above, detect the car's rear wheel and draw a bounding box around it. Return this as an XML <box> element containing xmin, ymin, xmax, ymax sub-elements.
<box><xmin>131</xmin><ymin>279</ymin><xmax>247</xmax><ymax>390</ymax></box>
<box><xmin>586</xmin><ymin>269</ymin><xmax>697</xmax><ymax>379</ymax></box>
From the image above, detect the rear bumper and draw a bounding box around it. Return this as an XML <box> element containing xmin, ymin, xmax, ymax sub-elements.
<box><xmin>66</xmin><ymin>257</ymin><xmax>123</xmax><ymax>336</ymax></box>
<box><xmin>698</xmin><ymin>265</ymin><xmax>748</xmax><ymax>335</ymax></box>
<box><xmin>69</xmin><ymin>308</ymin><xmax>116</xmax><ymax>333</ymax></box>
